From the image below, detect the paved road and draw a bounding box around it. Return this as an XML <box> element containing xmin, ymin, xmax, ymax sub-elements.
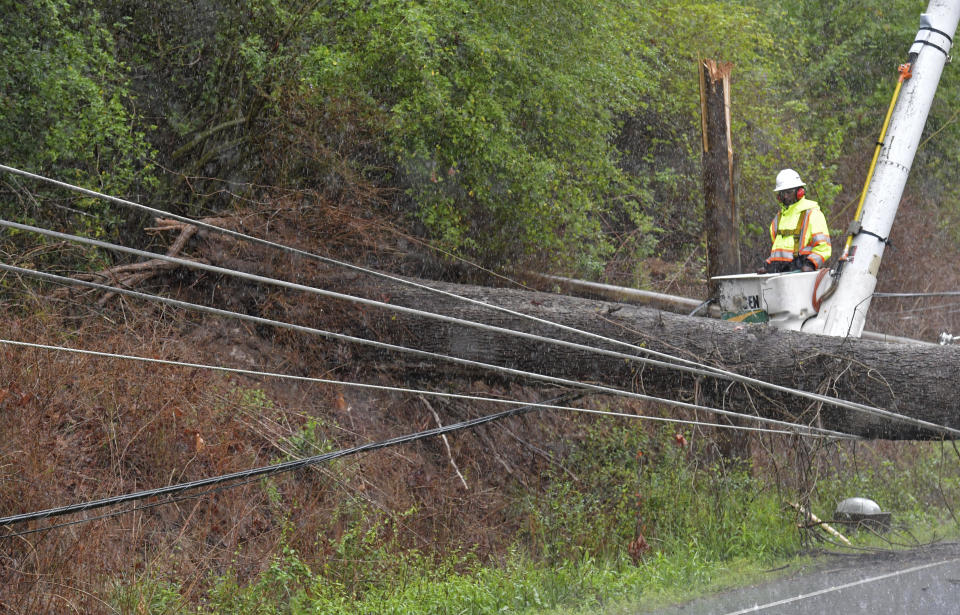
<box><xmin>644</xmin><ymin>542</ymin><xmax>960</xmax><ymax>615</ymax></box>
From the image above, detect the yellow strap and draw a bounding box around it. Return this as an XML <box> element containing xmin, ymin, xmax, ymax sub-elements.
<box><xmin>843</xmin><ymin>63</ymin><xmax>912</xmax><ymax>257</ymax></box>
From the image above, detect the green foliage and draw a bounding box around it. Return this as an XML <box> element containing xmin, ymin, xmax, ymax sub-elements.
<box><xmin>521</xmin><ymin>422</ymin><xmax>796</xmax><ymax>566</ymax></box>
<box><xmin>811</xmin><ymin>441</ymin><xmax>960</xmax><ymax>531</ymax></box>
<box><xmin>112</xmin><ymin>575</ymin><xmax>183</xmax><ymax>614</ymax></box>
<box><xmin>301</xmin><ymin>0</ymin><xmax>654</xmax><ymax>268</ymax></box>
<box><xmin>750</xmin><ymin>0</ymin><xmax>960</xmax><ymax>233</ymax></box>
<box><xmin>12</xmin><ymin>0</ymin><xmax>957</xmax><ymax>270</ymax></box>
<box><xmin>0</xmin><ymin>0</ymin><xmax>155</xmax><ymax>245</ymax></box>
<box><xmin>231</xmin><ymin>386</ymin><xmax>276</xmax><ymax>414</ymax></box>
<box><xmin>204</xmin><ymin>541</ymin><xmax>316</xmax><ymax>615</ymax></box>
<box><xmin>180</xmin><ymin>538</ymin><xmax>766</xmax><ymax>615</ymax></box>
<box><xmin>110</xmin><ymin>422</ymin><xmax>797</xmax><ymax>614</ymax></box>
<box><xmin>519</xmin><ymin>422</ymin><xmax>639</xmax><ymax>563</ymax></box>
<box><xmin>283</xmin><ymin>418</ymin><xmax>336</xmax><ymax>460</ymax></box>
<box><xmin>99</xmin><ymin>0</ymin><xmax>301</xmax><ymax>207</ymax></box>
<box><xmin>108</xmin><ymin>424</ymin><xmax>960</xmax><ymax>614</ymax></box>
<box><xmin>631</xmin><ymin>1</ymin><xmax>846</xmax><ymax>259</ymax></box>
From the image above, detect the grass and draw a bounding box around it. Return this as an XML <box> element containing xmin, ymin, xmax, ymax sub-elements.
<box><xmin>160</xmin><ymin>546</ymin><xmax>795</xmax><ymax>614</ymax></box>
<box><xmin>106</xmin><ymin>419</ymin><xmax>960</xmax><ymax>614</ymax></box>
<box><xmin>3</xmin><ymin>314</ymin><xmax>957</xmax><ymax>614</ymax></box>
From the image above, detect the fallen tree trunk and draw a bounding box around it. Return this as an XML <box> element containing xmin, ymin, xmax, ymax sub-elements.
<box><xmin>318</xmin><ymin>273</ymin><xmax>959</xmax><ymax>440</ymax></box>
<box><xmin>55</xmin><ymin>215</ymin><xmax>953</xmax><ymax>441</ymax></box>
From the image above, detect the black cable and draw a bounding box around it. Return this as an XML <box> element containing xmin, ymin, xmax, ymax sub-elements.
<box><xmin>0</xmin><ymin>394</ymin><xmax>578</xmax><ymax>535</ymax></box>
<box><xmin>913</xmin><ymin>37</ymin><xmax>950</xmax><ymax>58</ymax></box>
<box><xmin>1</xmin><ymin>476</ymin><xmax>264</xmax><ymax>539</ymax></box>
<box><xmin>920</xmin><ymin>25</ymin><xmax>954</xmax><ymax>44</ymax></box>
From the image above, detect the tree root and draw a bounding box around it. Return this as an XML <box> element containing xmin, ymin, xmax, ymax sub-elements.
<box><xmin>51</xmin><ymin>218</ymin><xmax>203</xmax><ymax>305</ymax></box>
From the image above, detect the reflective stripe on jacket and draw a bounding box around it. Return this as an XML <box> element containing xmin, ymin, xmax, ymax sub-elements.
<box><xmin>766</xmin><ymin>198</ymin><xmax>832</xmax><ymax>269</ymax></box>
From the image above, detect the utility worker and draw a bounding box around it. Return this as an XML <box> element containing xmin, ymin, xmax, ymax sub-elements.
<box><xmin>757</xmin><ymin>169</ymin><xmax>831</xmax><ymax>273</ymax></box>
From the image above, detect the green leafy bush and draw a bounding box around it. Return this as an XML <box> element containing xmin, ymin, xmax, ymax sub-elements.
<box><xmin>300</xmin><ymin>0</ymin><xmax>654</xmax><ymax>268</ymax></box>
<box><xmin>0</xmin><ymin>0</ymin><xmax>155</xmax><ymax>241</ymax></box>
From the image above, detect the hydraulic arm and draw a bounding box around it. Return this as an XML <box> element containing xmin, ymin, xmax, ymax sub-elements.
<box><xmin>806</xmin><ymin>1</ymin><xmax>960</xmax><ymax>337</ymax></box>
<box><xmin>715</xmin><ymin>1</ymin><xmax>960</xmax><ymax>337</ymax></box>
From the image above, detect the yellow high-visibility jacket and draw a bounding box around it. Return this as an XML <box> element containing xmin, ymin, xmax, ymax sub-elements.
<box><xmin>766</xmin><ymin>197</ymin><xmax>831</xmax><ymax>269</ymax></box>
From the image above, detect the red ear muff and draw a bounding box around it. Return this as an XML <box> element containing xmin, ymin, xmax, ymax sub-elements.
<box><xmin>796</xmin><ymin>187</ymin><xmax>805</xmax><ymax>200</ymax></box>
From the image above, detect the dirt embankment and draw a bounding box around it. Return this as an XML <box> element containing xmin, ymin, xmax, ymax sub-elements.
<box><xmin>0</xmin><ymin>198</ymin><xmax>619</xmax><ymax>612</ymax></box>
<box><xmin>4</xmin><ymin>190</ymin><xmax>960</xmax><ymax>612</ymax></box>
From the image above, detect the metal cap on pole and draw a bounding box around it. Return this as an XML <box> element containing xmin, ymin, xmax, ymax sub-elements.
<box><xmin>805</xmin><ymin>2</ymin><xmax>960</xmax><ymax>338</ymax></box>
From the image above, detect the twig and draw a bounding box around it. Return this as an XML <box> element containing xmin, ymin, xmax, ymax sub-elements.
<box><xmin>50</xmin><ymin>221</ymin><xmax>199</xmax><ymax>305</ymax></box>
<box><xmin>496</xmin><ymin>420</ymin><xmax>580</xmax><ymax>483</ymax></box>
<box><xmin>790</xmin><ymin>501</ymin><xmax>852</xmax><ymax>546</ymax></box>
<box><xmin>419</xmin><ymin>396</ymin><xmax>469</xmax><ymax>490</ymax></box>
<box><xmin>473</xmin><ymin>424</ymin><xmax>520</xmax><ymax>483</ymax></box>
<box><xmin>97</xmin><ymin>222</ymin><xmax>198</xmax><ymax>305</ymax></box>
<box><xmin>939</xmin><ymin>440</ymin><xmax>960</xmax><ymax>526</ymax></box>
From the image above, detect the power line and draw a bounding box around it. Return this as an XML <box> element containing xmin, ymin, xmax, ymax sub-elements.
<box><xmin>874</xmin><ymin>291</ymin><xmax>960</xmax><ymax>298</ymax></box>
<box><xmin>0</xmin><ymin>337</ymin><xmax>849</xmax><ymax>439</ymax></box>
<box><xmin>6</xmin><ymin>391</ymin><xmax>592</xmax><ymax>538</ymax></box>
<box><xmin>0</xmin><ymin>164</ymin><xmax>891</xmax><ymax>422</ymax></box>
<box><xmin>0</xmin><ymin>475</ymin><xmax>263</xmax><ymax>539</ymax></box>
<box><xmin>0</xmin><ymin>401</ymin><xmax>542</xmax><ymax>531</ymax></box>
<box><xmin>3</xmin><ymin>168</ymin><xmax>957</xmax><ymax>436</ymax></box>
<box><xmin>5</xmin><ymin>390</ymin><xmax>815</xmax><ymax>536</ymax></box>
<box><xmin>0</xmin><ymin>218</ymin><xmax>932</xmax><ymax>436</ymax></box>
<box><xmin>1</xmin><ymin>164</ymin><xmax>683</xmax><ymax>362</ymax></box>
<box><xmin>0</xmin><ymin>170</ymin><xmax>945</xmax><ymax>534</ymax></box>
<box><xmin>880</xmin><ymin>301</ymin><xmax>960</xmax><ymax>315</ymax></box>
<box><xmin>0</xmin><ymin>263</ymin><xmax>861</xmax><ymax>439</ymax></box>
<box><xmin>4</xmin><ymin>164</ymin><xmax>939</xmax><ymax>444</ymax></box>
<box><xmin>0</xmin><ymin>218</ymin><xmax>778</xmax><ymax>391</ymax></box>
<box><xmin>0</xmin><ymin>364</ymin><xmax>857</xmax><ymax>539</ymax></box>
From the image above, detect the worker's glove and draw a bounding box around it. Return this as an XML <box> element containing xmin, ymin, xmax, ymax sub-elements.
<box><xmin>790</xmin><ymin>256</ymin><xmax>815</xmax><ymax>272</ymax></box>
<box><xmin>755</xmin><ymin>265</ymin><xmax>768</xmax><ymax>274</ymax></box>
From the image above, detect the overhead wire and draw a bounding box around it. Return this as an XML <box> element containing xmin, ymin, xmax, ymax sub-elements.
<box><xmin>0</xmin><ymin>371</ymin><xmax>862</xmax><ymax>538</ymax></box>
<box><xmin>0</xmin><ymin>171</ymin><xmax>952</xmax><ymax>534</ymax></box>
<box><xmin>3</xmin><ymin>383</ymin><xmax>793</xmax><ymax>535</ymax></box>
<box><xmin>0</xmin><ymin>391</ymin><xmax>580</xmax><ymax>539</ymax></box>
<box><xmin>1</xmin><ymin>475</ymin><xmax>264</xmax><ymax>539</ymax></box>
<box><xmin>1</xmin><ymin>218</ymin><xmax>782</xmax><ymax>390</ymax></box>
<box><xmin>0</xmin><ymin>218</ymin><xmax>941</xmax><ymax>438</ymax></box>
<box><xmin>5</xmin><ymin>165</ymin><xmax>945</xmax><ymax>443</ymax></box>
<box><xmin>0</xmin><ymin>337</ymin><xmax>849</xmax><ymax>439</ymax></box>
<box><xmin>874</xmin><ymin>291</ymin><xmax>960</xmax><ymax>298</ymax></box>
<box><xmin>878</xmin><ymin>301</ymin><xmax>960</xmax><ymax>315</ymax></box>
<box><xmin>5</xmin><ymin>167</ymin><xmax>959</xmax><ymax>437</ymax></box>
<box><xmin>0</xmin><ymin>336</ymin><xmax>846</xmax><ymax>537</ymax></box>
<box><xmin>0</xmin><ymin>164</ymin><xmax>898</xmax><ymax>421</ymax></box>
<box><xmin>0</xmin><ymin>263</ymin><xmax>859</xmax><ymax>439</ymax></box>
<box><xmin>0</xmin><ymin>401</ymin><xmax>538</xmax><ymax>532</ymax></box>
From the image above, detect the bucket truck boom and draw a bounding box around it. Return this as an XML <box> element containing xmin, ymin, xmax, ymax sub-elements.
<box><xmin>715</xmin><ymin>0</ymin><xmax>960</xmax><ymax>337</ymax></box>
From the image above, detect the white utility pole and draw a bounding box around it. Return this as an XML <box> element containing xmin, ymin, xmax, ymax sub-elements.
<box><xmin>805</xmin><ymin>0</ymin><xmax>960</xmax><ymax>337</ymax></box>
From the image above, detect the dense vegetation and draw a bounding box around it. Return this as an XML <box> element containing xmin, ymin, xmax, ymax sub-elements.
<box><xmin>6</xmin><ymin>0</ymin><xmax>959</xmax><ymax>271</ymax></box>
<box><xmin>113</xmin><ymin>423</ymin><xmax>960</xmax><ymax>614</ymax></box>
<box><xmin>4</xmin><ymin>0</ymin><xmax>960</xmax><ymax>613</ymax></box>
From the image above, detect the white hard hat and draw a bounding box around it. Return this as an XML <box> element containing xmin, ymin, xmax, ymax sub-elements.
<box><xmin>774</xmin><ymin>168</ymin><xmax>805</xmax><ymax>192</ymax></box>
